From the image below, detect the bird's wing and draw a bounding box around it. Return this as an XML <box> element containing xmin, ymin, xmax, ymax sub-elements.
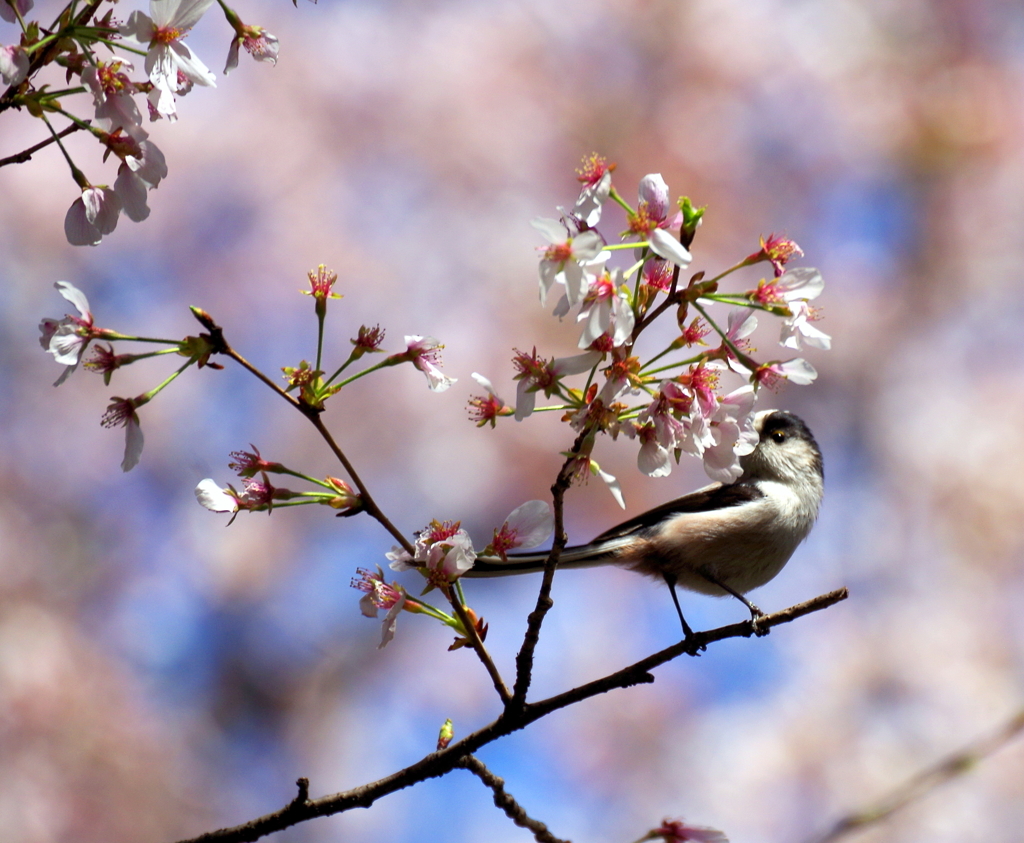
<box><xmin>591</xmin><ymin>481</ymin><xmax>764</xmax><ymax>541</ymax></box>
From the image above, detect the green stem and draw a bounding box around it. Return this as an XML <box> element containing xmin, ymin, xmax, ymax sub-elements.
<box><xmin>328</xmin><ymin>356</ymin><xmax>395</xmax><ymax>389</ymax></box>
<box><xmin>92</xmin><ymin>39</ymin><xmax>148</xmax><ymax>57</ymax></box>
<box><xmin>315</xmin><ymin>313</ymin><xmax>325</xmax><ymax>374</ymax></box>
<box><xmin>692</xmin><ymin>300</ymin><xmax>758</xmax><ymax>371</ymax></box>
<box><xmin>40</xmin><ymin>113</ymin><xmax>85</xmax><ymax>184</ymax></box>
<box><xmin>140</xmin><ymin>356</ymin><xmax>197</xmax><ymax>401</ymax></box>
<box><xmin>608</xmin><ymin>186</ymin><xmax>634</xmax><ymax>215</ymax></box>
<box><xmin>641</xmin><ymin>354</ymin><xmax>707</xmax><ymax>378</ymax></box>
<box><xmin>100</xmin><ymin>332</ymin><xmax>185</xmax><ymax>345</ymax></box>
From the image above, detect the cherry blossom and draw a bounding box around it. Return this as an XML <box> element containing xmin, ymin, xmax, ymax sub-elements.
<box><xmin>224</xmin><ymin>22</ymin><xmax>279</xmax><ymax>75</ymax></box>
<box><xmin>576</xmin><ymin>268</ymin><xmax>635</xmax><ymax>349</ymax></box>
<box><xmin>488</xmin><ymin>500</ymin><xmax>553</xmax><ymax>560</ymax></box>
<box><xmin>649</xmin><ymin>227</ymin><xmax>692</xmax><ymax>268</ymax></box>
<box><xmin>750</xmin><ymin>266</ymin><xmax>823</xmax><ymax>307</ymax></box>
<box><xmin>82</xmin><ymin>60</ymin><xmax>143</xmax><ymax>134</ymax></box>
<box><xmin>698</xmin><ymin>386</ymin><xmax>759</xmax><ymax>483</ymax></box>
<box><xmin>745</xmin><ymin>233</ymin><xmax>803</xmax><ymax>277</ymax></box>
<box><xmin>633</xmin><ymin>422</ymin><xmax>672</xmax><ymax>477</ymax></box>
<box><xmin>511</xmin><ymin>347</ymin><xmax>601</xmax><ymax>420</ymax></box>
<box><xmin>633</xmin><ymin>383</ymin><xmax>691</xmax><ymax>476</ymax></box>
<box><xmin>644</xmin><ymin>817</ymin><xmax>729</xmax><ymax>843</ymax></box>
<box><xmin>753</xmin><ymin>358</ymin><xmax>818</xmax><ymax>389</ymax></box>
<box><xmin>64</xmin><ymin>185</ymin><xmax>121</xmax><ymax>246</ymax></box>
<box><xmin>121</xmin><ymin>0</ymin><xmax>217</xmax><ymax>121</ymax></box>
<box><xmin>111</xmin><ymin>138</ymin><xmax>167</xmax><ymax>221</ymax></box>
<box><xmin>531</xmin><ymin>217</ymin><xmax>606</xmax><ymax>307</ymax></box>
<box><xmin>351</xmin><ymin>324</ymin><xmax>385</xmax><ymax>357</ymax></box>
<box><xmin>0</xmin><ymin>0</ymin><xmax>31</xmax><ymax>24</ymax></box>
<box><xmin>101</xmin><ymin>397</ymin><xmax>145</xmax><ymax>472</ymax></box>
<box><xmin>352</xmin><ymin>567</ymin><xmax>409</xmax><ymax>648</ymax></box>
<box><xmin>194</xmin><ymin>478</ymin><xmax>241</xmax><ymax>513</ymax></box>
<box><xmin>781</xmin><ymin>300</ymin><xmax>831</xmax><ymax>350</ymax></box>
<box><xmin>641</xmin><ymin>258</ymin><xmax>674</xmax><ymax>293</ymax></box>
<box><xmin>626</xmin><ymin>174</ymin><xmax>682</xmax><ymax>239</ymax></box>
<box><xmin>0</xmin><ymin>43</ymin><xmax>28</xmax><ymax>85</ymax></box>
<box><xmin>228</xmin><ymin>445</ymin><xmax>282</xmax><ymax>477</ymax></box>
<box><xmin>402</xmin><ymin>335</ymin><xmax>456</xmax><ymax>392</ymax></box>
<box><xmin>570</xmin><ymin>153</ymin><xmax>614</xmax><ymax>226</ymax></box>
<box><xmin>387</xmin><ymin>520</ymin><xmax>477</xmax><ymax>584</ymax></box>
<box><xmin>39</xmin><ymin>281</ymin><xmax>97</xmax><ymax>385</ymax></box>
<box><xmin>467</xmin><ymin>373</ymin><xmax>512</xmax><ymax>427</ymax></box>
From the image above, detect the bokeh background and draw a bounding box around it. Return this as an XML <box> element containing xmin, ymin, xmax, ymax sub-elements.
<box><xmin>2</xmin><ymin>0</ymin><xmax>1024</xmax><ymax>840</ymax></box>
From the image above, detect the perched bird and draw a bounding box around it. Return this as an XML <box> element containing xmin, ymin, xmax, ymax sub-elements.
<box><xmin>466</xmin><ymin>410</ymin><xmax>823</xmax><ymax>636</ymax></box>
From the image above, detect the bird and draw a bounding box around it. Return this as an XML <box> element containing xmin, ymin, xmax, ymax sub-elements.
<box><xmin>465</xmin><ymin>410</ymin><xmax>823</xmax><ymax>637</ymax></box>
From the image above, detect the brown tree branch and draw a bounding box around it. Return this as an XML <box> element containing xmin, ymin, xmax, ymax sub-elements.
<box><xmin>0</xmin><ymin>122</ymin><xmax>88</xmax><ymax>167</ymax></box>
<box><xmin>457</xmin><ymin>755</ymin><xmax>570</xmax><ymax>843</ymax></box>
<box><xmin>171</xmin><ymin>588</ymin><xmax>847</xmax><ymax>843</ymax></box>
<box><xmin>509</xmin><ymin>429</ymin><xmax>590</xmax><ymax>710</ymax></box>
<box><xmin>201</xmin><ymin>317</ymin><xmax>511</xmax><ymax>704</ymax></box>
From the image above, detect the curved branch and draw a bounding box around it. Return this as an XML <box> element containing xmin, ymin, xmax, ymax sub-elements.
<box><xmin>171</xmin><ymin>587</ymin><xmax>848</xmax><ymax>843</ymax></box>
<box><xmin>457</xmin><ymin>755</ymin><xmax>569</xmax><ymax>843</ymax></box>
<box><xmin>0</xmin><ymin>122</ymin><xmax>88</xmax><ymax>168</ymax></box>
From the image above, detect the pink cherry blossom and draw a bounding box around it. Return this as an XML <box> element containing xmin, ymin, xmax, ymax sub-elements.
<box><xmin>745</xmin><ymin>233</ymin><xmax>803</xmax><ymax>277</ymax></box>
<box><xmin>571</xmin><ymin>153</ymin><xmax>613</xmax><ymax>226</ymax></box>
<box><xmin>351</xmin><ymin>567</ymin><xmax>409</xmax><ymax>648</ymax></box>
<box><xmin>750</xmin><ymin>266</ymin><xmax>823</xmax><ymax>307</ymax></box>
<box><xmin>489</xmin><ymin>500</ymin><xmax>553</xmax><ymax>559</ymax></box>
<box><xmin>194</xmin><ymin>479</ymin><xmax>241</xmax><ymax>513</ymax></box>
<box><xmin>511</xmin><ymin>347</ymin><xmax>601</xmax><ymax>420</ymax></box>
<box><xmin>531</xmin><ymin>217</ymin><xmax>606</xmax><ymax>307</ymax></box>
<box><xmin>101</xmin><ymin>397</ymin><xmax>145</xmax><ymax>472</ymax></box>
<box><xmin>699</xmin><ymin>386</ymin><xmax>758</xmax><ymax>483</ymax></box>
<box><xmin>39</xmin><ymin>282</ymin><xmax>97</xmax><ymax>385</ymax></box>
<box><xmin>650</xmin><ymin>817</ymin><xmax>729</xmax><ymax>843</ymax></box>
<box><xmin>467</xmin><ymin>372</ymin><xmax>512</xmax><ymax>427</ymax></box>
<box><xmin>82</xmin><ymin>60</ymin><xmax>143</xmax><ymax>133</ymax></box>
<box><xmin>0</xmin><ymin>0</ymin><xmax>32</xmax><ymax>23</ymax></box>
<box><xmin>649</xmin><ymin>228</ymin><xmax>692</xmax><ymax>268</ymax></box>
<box><xmin>781</xmin><ymin>300</ymin><xmax>831</xmax><ymax>350</ymax></box>
<box><xmin>633</xmin><ymin>422</ymin><xmax>672</xmax><ymax>477</ymax></box>
<box><xmin>403</xmin><ymin>335</ymin><xmax>456</xmax><ymax>392</ymax></box>
<box><xmin>224</xmin><ymin>23</ymin><xmax>279</xmax><ymax>75</ymax></box>
<box><xmin>64</xmin><ymin>186</ymin><xmax>121</xmax><ymax>246</ymax></box>
<box><xmin>0</xmin><ymin>43</ymin><xmax>28</xmax><ymax>85</ymax></box>
<box><xmin>121</xmin><ymin>0</ymin><xmax>217</xmax><ymax>121</ymax></box>
<box><xmin>388</xmin><ymin>521</ymin><xmax>477</xmax><ymax>583</ymax></box>
<box><xmin>576</xmin><ymin>268</ymin><xmax>635</xmax><ymax>349</ymax></box>
<box><xmin>754</xmin><ymin>358</ymin><xmax>818</xmax><ymax>390</ymax></box>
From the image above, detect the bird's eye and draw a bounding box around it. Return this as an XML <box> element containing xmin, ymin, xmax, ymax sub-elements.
<box><xmin>771</xmin><ymin>431</ymin><xmax>786</xmax><ymax>444</ymax></box>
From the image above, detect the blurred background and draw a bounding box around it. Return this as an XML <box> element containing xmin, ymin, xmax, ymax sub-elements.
<box><xmin>2</xmin><ymin>0</ymin><xmax>1024</xmax><ymax>840</ymax></box>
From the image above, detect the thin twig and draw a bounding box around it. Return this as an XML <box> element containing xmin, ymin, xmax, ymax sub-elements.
<box><xmin>171</xmin><ymin>588</ymin><xmax>847</xmax><ymax>843</ymax></box>
<box><xmin>0</xmin><ymin>122</ymin><xmax>88</xmax><ymax>168</ymax></box>
<box><xmin>457</xmin><ymin>755</ymin><xmax>570</xmax><ymax>843</ymax></box>
<box><xmin>213</xmin><ymin>325</ymin><xmax>510</xmax><ymax>702</ymax></box>
<box><xmin>509</xmin><ymin>429</ymin><xmax>589</xmax><ymax>710</ymax></box>
<box><xmin>446</xmin><ymin>593</ymin><xmax>511</xmax><ymax>704</ymax></box>
<box><xmin>808</xmin><ymin>706</ymin><xmax>1024</xmax><ymax>843</ymax></box>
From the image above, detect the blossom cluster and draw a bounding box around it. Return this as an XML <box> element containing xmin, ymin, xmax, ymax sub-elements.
<box><xmin>386</xmin><ymin>500</ymin><xmax>553</xmax><ymax>588</ymax></box>
<box><xmin>469</xmin><ymin>154</ymin><xmax>831</xmax><ymax>498</ymax></box>
<box><xmin>1</xmin><ymin>0</ymin><xmax>280</xmax><ymax>245</ymax></box>
<box><xmin>38</xmin><ymin>266</ymin><xmax>459</xmax><ymax>473</ymax></box>
<box><xmin>355</xmin><ymin>500</ymin><xmax>553</xmax><ymax>646</ymax></box>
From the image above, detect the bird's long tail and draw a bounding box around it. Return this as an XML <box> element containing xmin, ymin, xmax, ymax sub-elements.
<box><xmin>464</xmin><ymin>536</ymin><xmax>634</xmax><ymax>577</ymax></box>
